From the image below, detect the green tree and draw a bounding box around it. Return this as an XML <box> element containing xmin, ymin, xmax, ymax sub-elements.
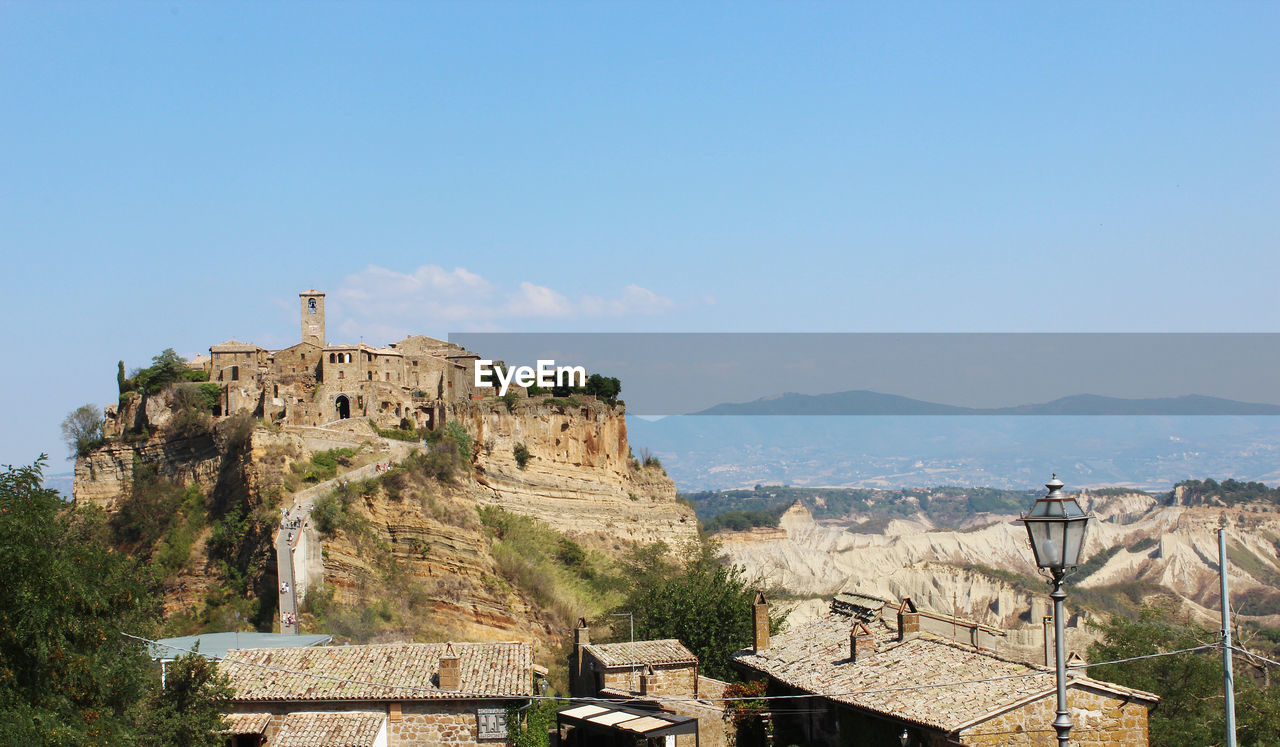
<box><xmin>0</xmin><ymin>458</ymin><xmax>158</xmax><ymax>742</ymax></box>
<box><xmin>61</xmin><ymin>403</ymin><xmax>105</xmax><ymax>458</ymax></box>
<box><xmin>617</xmin><ymin>540</ymin><xmax>783</xmax><ymax>681</ymax></box>
<box><xmin>506</xmin><ymin>698</ymin><xmax>562</xmax><ymax>747</ymax></box>
<box><xmin>1088</xmin><ymin>602</ymin><xmax>1280</xmax><ymax>746</ymax></box>
<box><xmin>138</xmin><ymin>651</ymin><xmax>231</xmax><ymax>747</ymax></box>
<box><xmin>583</xmin><ymin>374</ymin><xmax>622</xmax><ymax>405</ymax></box>
<box><xmin>130</xmin><ymin>348</ymin><xmax>189</xmax><ymax>395</ymax></box>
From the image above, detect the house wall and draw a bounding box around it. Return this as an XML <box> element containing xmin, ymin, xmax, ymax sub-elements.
<box><xmin>959</xmin><ymin>687</ymin><xmax>1150</xmax><ymax>746</ymax></box>
<box><xmin>230</xmin><ymin>701</ymin><xmax>515</xmax><ymax>746</ymax></box>
<box><xmin>391</xmin><ymin>700</ymin><xmax>510</xmax><ymax>745</ymax></box>
<box><xmin>600</xmin><ymin>662</ymin><xmax>698</xmax><ymax>698</ymax></box>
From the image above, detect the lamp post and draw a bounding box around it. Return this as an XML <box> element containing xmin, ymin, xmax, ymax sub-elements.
<box><xmin>1019</xmin><ymin>475</ymin><xmax>1093</xmax><ymax>747</ymax></box>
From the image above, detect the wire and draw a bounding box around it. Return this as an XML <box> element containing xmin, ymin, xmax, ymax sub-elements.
<box><xmin>1230</xmin><ymin>645</ymin><xmax>1280</xmax><ymax>668</ymax></box>
<box><xmin>124</xmin><ymin>632</ymin><xmax>1221</xmax><ymax>706</ymax></box>
<box><xmin>1068</xmin><ymin>643</ymin><xmax>1220</xmax><ymax>669</ymax></box>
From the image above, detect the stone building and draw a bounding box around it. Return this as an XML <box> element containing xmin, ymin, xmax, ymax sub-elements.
<box><xmin>219</xmin><ymin>641</ymin><xmax>534</xmax><ymax>746</ymax></box>
<box><xmin>732</xmin><ymin>597</ymin><xmax>1158</xmax><ymax>746</ymax></box>
<box><xmin>198</xmin><ymin>290</ymin><xmax>481</xmax><ymax>430</ymax></box>
<box><xmin>568</xmin><ymin>619</ymin><xmax>730</xmax><ymax>747</ymax></box>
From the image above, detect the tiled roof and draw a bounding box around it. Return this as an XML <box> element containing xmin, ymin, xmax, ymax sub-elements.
<box><xmin>211</xmin><ymin>340</ymin><xmax>264</xmax><ymax>352</ymax></box>
<box><xmin>274</xmin><ymin>712</ymin><xmax>384</xmax><ymax>747</ymax></box>
<box><xmin>733</xmin><ymin>613</ymin><xmax>1157</xmax><ymax>733</ymax></box>
<box><xmin>220</xmin><ymin>712</ymin><xmax>270</xmax><ymax>735</ymax></box>
<box><xmin>583</xmin><ymin>639</ymin><xmax>697</xmax><ymax>669</ymax></box>
<box><xmin>222</xmin><ymin>642</ymin><xmax>532</xmax><ymax>702</ymax></box>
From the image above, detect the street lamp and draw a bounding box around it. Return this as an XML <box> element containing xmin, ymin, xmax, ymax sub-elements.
<box><xmin>1019</xmin><ymin>475</ymin><xmax>1093</xmax><ymax>747</ymax></box>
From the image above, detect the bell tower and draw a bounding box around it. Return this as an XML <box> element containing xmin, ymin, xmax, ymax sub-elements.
<box><xmin>300</xmin><ymin>290</ymin><xmax>326</xmax><ymax>347</ymax></box>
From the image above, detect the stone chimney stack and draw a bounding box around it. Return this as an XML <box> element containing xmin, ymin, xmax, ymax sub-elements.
<box><xmin>753</xmin><ymin>592</ymin><xmax>770</xmax><ymax>652</ymax></box>
<box><xmin>640</xmin><ymin>664</ymin><xmax>655</xmax><ymax>696</ymax></box>
<box><xmin>897</xmin><ymin>598</ymin><xmax>920</xmax><ymax>642</ymax></box>
<box><xmin>573</xmin><ymin>618</ymin><xmax>590</xmax><ymax>685</ymax></box>
<box><xmin>1043</xmin><ymin>616</ymin><xmax>1054</xmax><ymax>667</ymax></box>
<box><xmin>439</xmin><ymin>643</ymin><xmax>461</xmax><ymax>691</ymax></box>
<box><xmin>850</xmin><ymin>622</ymin><xmax>876</xmax><ymax>662</ymax></box>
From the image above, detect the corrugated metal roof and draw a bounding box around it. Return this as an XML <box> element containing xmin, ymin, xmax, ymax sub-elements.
<box><xmin>149</xmin><ymin>632</ymin><xmax>332</xmax><ymax>661</ymax></box>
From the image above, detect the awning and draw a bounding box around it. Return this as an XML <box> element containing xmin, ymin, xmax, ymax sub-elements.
<box><xmin>557</xmin><ymin>700</ymin><xmax>698</xmax><ymax>741</ymax></box>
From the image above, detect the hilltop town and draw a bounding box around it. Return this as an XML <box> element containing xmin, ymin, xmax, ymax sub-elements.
<box><xmin>4</xmin><ymin>291</ymin><xmax>1263</xmax><ymax>745</ymax></box>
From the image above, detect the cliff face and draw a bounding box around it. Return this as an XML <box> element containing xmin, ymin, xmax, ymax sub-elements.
<box><xmin>317</xmin><ymin>480</ymin><xmax>547</xmax><ymax>641</ymax></box>
<box><xmin>74</xmin><ymin>435</ymin><xmax>223</xmax><ymax>511</ymax></box>
<box><xmin>73</xmin><ymin>391</ymin><xmax>692</xmax><ymax>647</ymax></box>
<box><xmin>454</xmin><ymin>398</ymin><xmax>698</xmax><ymax>546</ymax></box>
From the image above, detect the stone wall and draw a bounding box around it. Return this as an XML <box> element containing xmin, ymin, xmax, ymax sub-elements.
<box><xmin>391</xmin><ymin>700</ymin><xmax>511</xmax><ymax>745</ymax></box>
<box><xmin>959</xmin><ymin>684</ymin><xmax>1151</xmax><ymax>746</ymax></box>
<box><xmin>600</xmin><ymin>662</ymin><xmax>698</xmax><ymax>698</ymax></box>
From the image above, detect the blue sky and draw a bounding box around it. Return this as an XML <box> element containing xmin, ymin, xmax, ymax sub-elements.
<box><xmin>2</xmin><ymin>2</ymin><xmax>1277</xmax><ymax>468</ymax></box>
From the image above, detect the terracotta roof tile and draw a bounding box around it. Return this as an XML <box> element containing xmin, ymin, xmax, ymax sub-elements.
<box><xmin>274</xmin><ymin>712</ymin><xmax>384</xmax><ymax>747</ymax></box>
<box><xmin>733</xmin><ymin>613</ymin><xmax>1156</xmax><ymax>733</ymax></box>
<box><xmin>220</xmin><ymin>712</ymin><xmax>270</xmax><ymax>735</ymax></box>
<box><xmin>222</xmin><ymin>642</ymin><xmax>532</xmax><ymax>702</ymax></box>
<box><xmin>583</xmin><ymin>639</ymin><xmax>697</xmax><ymax>668</ymax></box>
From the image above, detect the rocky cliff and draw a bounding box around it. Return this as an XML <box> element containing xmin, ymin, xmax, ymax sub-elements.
<box><xmin>73</xmin><ymin>390</ymin><xmax>693</xmax><ymax>650</ymax></box>
<box><xmin>455</xmin><ymin>398</ymin><xmax>698</xmax><ymax>546</ymax></box>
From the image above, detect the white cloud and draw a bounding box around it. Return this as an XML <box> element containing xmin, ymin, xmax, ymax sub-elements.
<box><xmin>504</xmin><ymin>282</ymin><xmax>575</xmax><ymax>318</ymax></box>
<box><xmin>330</xmin><ymin>264</ymin><xmax>682</xmax><ymax>340</ymax></box>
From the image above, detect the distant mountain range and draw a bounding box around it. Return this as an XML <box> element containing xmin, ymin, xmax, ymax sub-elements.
<box><xmin>627</xmin><ymin>412</ymin><xmax>1280</xmax><ymax>491</ymax></box>
<box><xmin>692</xmin><ymin>390</ymin><xmax>1280</xmax><ymax>416</ymax></box>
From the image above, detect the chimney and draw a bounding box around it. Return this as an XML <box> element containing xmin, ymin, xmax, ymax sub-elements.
<box><xmin>439</xmin><ymin>643</ymin><xmax>460</xmax><ymax>691</ymax></box>
<box><xmin>850</xmin><ymin>622</ymin><xmax>876</xmax><ymax>662</ymax></box>
<box><xmin>573</xmin><ymin>617</ymin><xmax>590</xmax><ymax>685</ymax></box>
<box><xmin>640</xmin><ymin>664</ymin><xmax>655</xmax><ymax>696</ymax></box>
<box><xmin>1043</xmin><ymin>616</ymin><xmax>1054</xmax><ymax>667</ymax></box>
<box><xmin>897</xmin><ymin>598</ymin><xmax>920</xmax><ymax>642</ymax></box>
<box><xmin>753</xmin><ymin>592</ymin><xmax>770</xmax><ymax>652</ymax></box>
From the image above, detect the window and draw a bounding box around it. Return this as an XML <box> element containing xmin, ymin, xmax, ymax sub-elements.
<box><xmin>330</xmin><ymin>353</ymin><xmax>336</xmax><ymax>363</ymax></box>
<box><xmin>308</xmin><ymin>298</ymin><xmax>317</xmax><ymax>314</ymax></box>
<box><xmin>338</xmin><ymin>370</ymin><xmax>344</xmax><ymax>380</ymax></box>
<box><xmin>231</xmin><ymin>366</ymin><xmax>239</xmax><ymax>381</ymax></box>
<box><xmin>386</xmin><ymin>372</ymin><xmax>391</xmax><ymax>381</ymax></box>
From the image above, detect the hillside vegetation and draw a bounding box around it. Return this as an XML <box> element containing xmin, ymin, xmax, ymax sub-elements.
<box><xmin>685</xmin><ymin>484</ymin><xmax>1039</xmax><ymax>531</ymax></box>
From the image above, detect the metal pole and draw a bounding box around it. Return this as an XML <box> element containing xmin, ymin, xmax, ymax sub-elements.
<box><xmin>1219</xmin><ymin>528</ymin><xmax>1238</xmax><ymax>747</ymax></box>
<box><xmin>1050</xmin><ymin>569</ymin><xmax>1072</xmax><ymax>747</ymax></box>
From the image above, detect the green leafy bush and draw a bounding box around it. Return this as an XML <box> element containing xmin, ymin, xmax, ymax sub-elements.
<box><xmin>513</xmin><ymin>443</ymin><xmax>531</xmax><ymax>469</ymax></box>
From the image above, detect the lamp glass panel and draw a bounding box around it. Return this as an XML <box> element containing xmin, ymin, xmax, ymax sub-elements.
<box><xmin>1063</xmin><ymin>516</ymin><xmax>1089</xmax><ymax>567</ymax></box>
<box><xmin>1029</xmin><ymin>499</ymin><xmax>1066</xmax><ymax>518</ymax></box>
<box><xmin>1027</xmin><ymin>520</ymin><xmax>1063</xmax><ymax>568</ymax></box>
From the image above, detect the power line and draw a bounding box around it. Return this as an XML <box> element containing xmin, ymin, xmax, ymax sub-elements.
<box><xmin>1230</xmin><ymin>645</ymin><xmax>1280</xmax><ymax>669</ymax></box>
<box><xmin>1069</xmin><ymin>643</ymin><xmax>1220</xmax><ymax>669</ymax></box>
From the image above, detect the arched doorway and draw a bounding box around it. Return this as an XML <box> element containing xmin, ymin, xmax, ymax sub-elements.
<box><xmin>335</xmin><ymin>394</ymin><xmax>351</xmax><ymax>420</ymax></box>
